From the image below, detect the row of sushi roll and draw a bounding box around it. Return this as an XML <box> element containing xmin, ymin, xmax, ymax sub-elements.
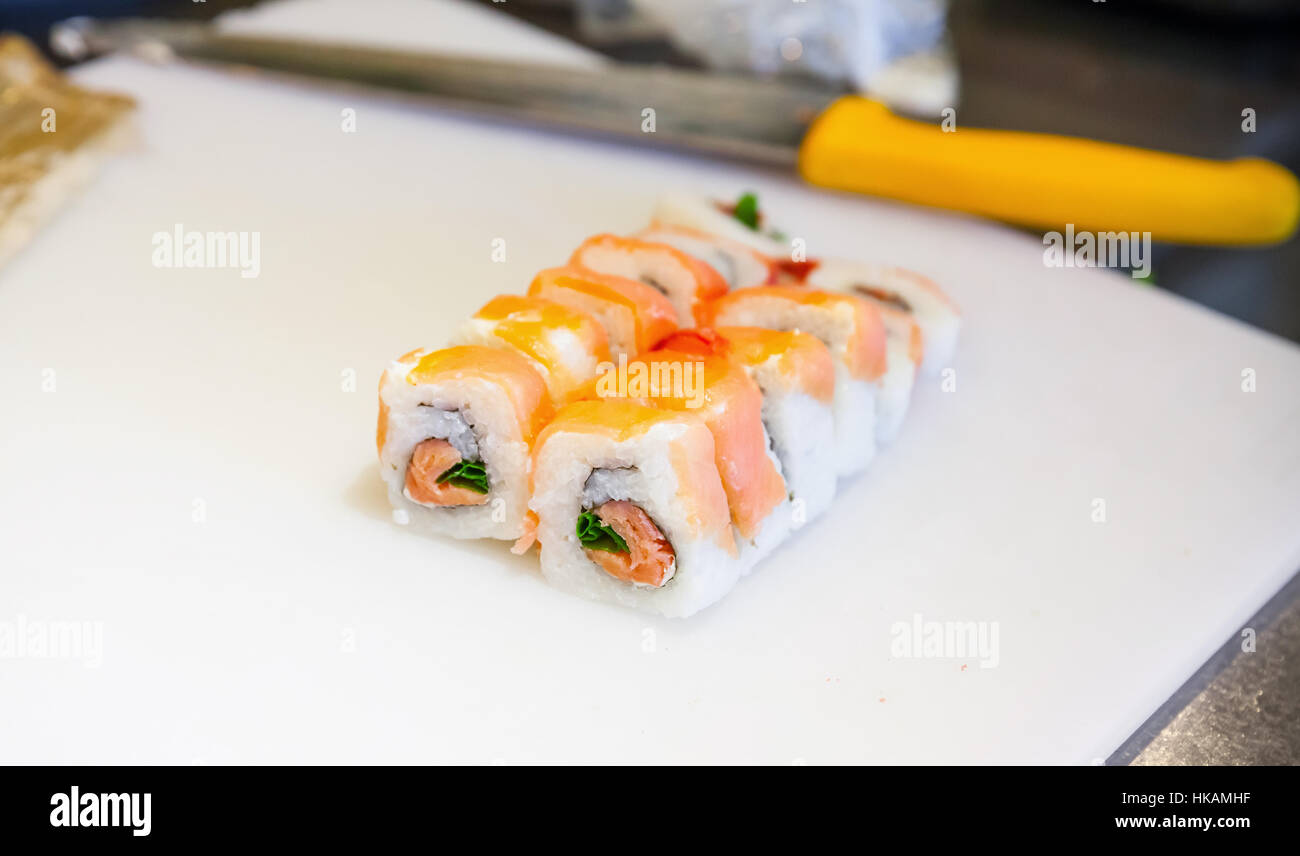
<box><xmin>376</xmin><ymin>193</ymin><xmax>961</xmax><ymax>617</ymax></box>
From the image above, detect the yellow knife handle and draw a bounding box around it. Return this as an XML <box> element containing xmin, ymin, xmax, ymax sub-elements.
<box><xmin>798</xmin><ymin>97</ymin><xmax>1300</xmax><ymax>246</ymax></box>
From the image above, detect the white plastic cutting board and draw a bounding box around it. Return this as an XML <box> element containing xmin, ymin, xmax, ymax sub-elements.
<box><xmin>2</xmin><ymin>0</ymin><xmax>1298</xmax><ymax>764</ymax></box>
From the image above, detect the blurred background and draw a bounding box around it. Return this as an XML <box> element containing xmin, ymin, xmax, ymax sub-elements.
<box><xmin>4</xmin><ymin>0</ymin><xmax>1298</xmax><ymax>341</ymax></box>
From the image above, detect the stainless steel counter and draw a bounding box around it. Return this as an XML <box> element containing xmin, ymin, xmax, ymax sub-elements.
<box><xmin>1110</xmin><ymin>571</ymin><xmax>1300</xmax><ymax>765</ymax></box>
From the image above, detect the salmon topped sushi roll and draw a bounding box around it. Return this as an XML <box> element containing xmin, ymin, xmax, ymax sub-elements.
<box><xmin>652</xmin><ymin>191</ymin><xmax>790</xmax><ymax>258</ymax></box>
<box><xmin>569</xmin><ymin>233</ymin><xmax>728</xmax><ymax>326</ymax></box>
<box><xmin>702</xmin><ymin>285</ymin><xmax>887</xmax><ymax>476</ymax></box>
<box><xmin>808</xmin><ymin>260</ymin><xmax>960</xmax><ymax>378</ymax></box>
<box><xmin>595</xmin><ymin>346</ymin><xmax>793</xmax><ymax>572</ymax></box>
<box><xmin>452</xmin><ymin>294</ymin><xmax>610</xmax><ymax>405</ymax></box>
<box><xmin>661</xmin><ymin>327</ymin><xmax>837</xmax><ymax>523</ymax></box>
<box><xmin>529</xmin><ymin>399</ymin><xmax>739</xmax><ymax>617</ymax></box>
<box><xmin>868</xmin><ymin>304</ymin><xmax>923</xmax><ymax>443</ymax></box>
<box><xmin>635</xmin><ymin>223</ymin><xmax>774</xmax><ymax>291</ymax></box>
<box><xmin>528</xmin><ymin>265</ymin><xmax>677</xmax><ymax>359</ymax></box>
<box><xmin>377</xmin><ymin>345</ymin><xmax>552</xmax><ymax>540</ymax></box>
<box><xmin>651</xmin><ymin>192</ymin><xmax>834</xmax><ymax>286</ymax></box>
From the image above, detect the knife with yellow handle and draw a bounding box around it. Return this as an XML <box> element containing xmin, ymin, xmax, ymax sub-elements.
<box><xmin>800</xmin><ymin>97</ymin><xmax>1299</xmax><ymax>246</ymax></box>
<box><xmin>55</xmin><ymin>17</ymin><xmax>1300</xmax><ymax>246</ymax></box>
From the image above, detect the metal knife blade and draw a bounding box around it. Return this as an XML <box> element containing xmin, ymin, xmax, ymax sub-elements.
<box><xmin>51</xmin><ymin>18</ymin><xmax>844</xmax><ymax>167</ymax></box>
<box><xmin>54</xmin><ymin>16</ymin><xmax>1297</xmax><ymax>244</ymax></box>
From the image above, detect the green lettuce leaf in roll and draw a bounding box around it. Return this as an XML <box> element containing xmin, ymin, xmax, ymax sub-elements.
<box><xmin>436</xmin><ymin>459</ymin><xmax>490</xmax><ymax>494</ymax></box>
<box><xmin>731</xmin><ymin>192</ymin><xmax>760</xmax><ymax>230</ymax></box>
<box><xmin>576</xmin><ymin>510</ymin><xmax>630</xmax><ymax>553</ymax></box>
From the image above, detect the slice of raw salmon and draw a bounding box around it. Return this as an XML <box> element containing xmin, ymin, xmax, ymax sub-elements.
<box><xmin>405</xmin><ymin>438</ymin><xmax>489</xmax><ymax>507</ymax></box>
<box><xmin>584</xmin><ymin>500</ymin><xmax>676</xmax><ymax>588</ymax></box>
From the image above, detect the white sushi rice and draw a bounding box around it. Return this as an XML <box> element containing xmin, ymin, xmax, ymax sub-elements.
<box><xmin>809</xmin><ymin>259</ymin><xmax>961</xmax><ymax>378</ymax></box>
<box><xmin>378</xmin><ymin>361</ymin><xmax>531</xmax><ymax>540</ymax></box>
<box><xmin>756</xmin><ymin>386</ymin><xmax>837</xmax><ymax>523</ymax></box>
<box><xmin>830</xmin><ymin>363</ymin><xmax>877</xmax><ymax>476</ymax></box>
<box><xmin>873</xmin><ymin>311</ymin><xmax>918</xmax><ymax>444</ymax></box>
<box><xmin>530</xmin><ymin>420</ymin><xmax>742</xmax><ymax>618</ymax></box>
<box><xmin>408</xmin><ymin>407</ymin><xmax>479</xmax><ymax>462</ymax></box>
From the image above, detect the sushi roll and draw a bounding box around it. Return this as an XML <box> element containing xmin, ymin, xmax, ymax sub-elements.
<box><xmin>377</xmin><ymin>345</ymin><xmax>552</xmax><ymax>540</ymax></box>
<box><xmin>602</xmin><ymin>346</ymin><xmax>793</xmax><ymax>572</ymax></box>
<box><xmin>660</xmin><ymin>327</ymin><xmax>837</xmax><ymax>524</ymax></box>
<box><xmin>528</xmin><ymin>265</ymin><xmax>678</xmax><ymax>359</ymax></box>
<box><xmin>702</xmin><ymin>286</ymin><xmax>887</xmax><ymax>476</ymax></box>
<box><xmin>647</xmin><ymin>194</ymin><xmax>827</xmax><ymax>285</ymax></box>
<box><xmin>635</xmin><ymin>223</ymin><xmax>774</xmax><ymax>290</ymax></box>
<box><xmin>656</xmin><ymin>192</ymin><xmax>961</xmax><ymax>374</ymax></box>
<box><xmin>870</xmin><ymin>305</ymin><xmax>924</xmax><ymax>444</ymax></box>
<box><xmin>652</xmin><ymin>190</ymin><xmax>790</xmax><ymax>259</ymax></box>
<box><xmin>568</xmin><ymin>233</ymin><xmax>728</xmax><ymax>326</ymax></box>
<box><xmin>452</xmin><ymin>294</ymin><xmax>610</xmax><ymax>405</ymax></box>
<box><xmin>808</xmin><ymin>260</ymin><xmax>960</xmax><ymax>378</ymax></box>
<box><xmin>529</xmin><ymin>399</ymin><xmax>740</xmax><ymax>617</ymax></box>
